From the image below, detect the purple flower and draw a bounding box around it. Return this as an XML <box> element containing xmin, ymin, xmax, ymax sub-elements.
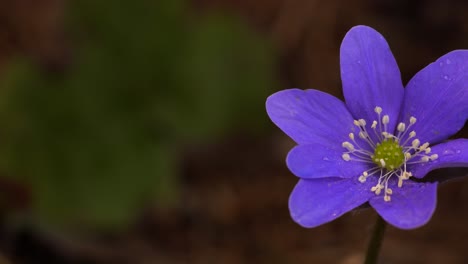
<box><xmin>266</xmin><ymin>25</ymin><xmax>468</xmax><ymax>229</ymax></box>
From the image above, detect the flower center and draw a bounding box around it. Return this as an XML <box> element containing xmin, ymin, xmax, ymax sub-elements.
<box><xmin>341</xmin><ymin>106</ymin><xmax>438</xmax><ymax>202</ymax></box>
<box><xmin>372</xmin><ymin>139</ymin><xmax>404</xmax><ymax>170</ymax></box>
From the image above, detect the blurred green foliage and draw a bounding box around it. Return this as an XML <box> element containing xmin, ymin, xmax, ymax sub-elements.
<box><xmin>0</xmin><ymin>0</ymin><xmax>273</xmax><ymax>227</ymax></box>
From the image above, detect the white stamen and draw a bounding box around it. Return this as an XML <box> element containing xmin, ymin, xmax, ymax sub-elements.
<box><xmin>397</xmin><ymin>122</ymin><xmax>406</xmax><ymax>132</ymax></box>
<box><xmin>412</xmin><ymin>139</ymin><xmax>420</xmax><ymax>148</ymax></box>
<box><xmin>340</xmin><ymin>106</ymin><xmax>438</xmax><ymax>202</ymax></box>
<box><xmin>359</xmin><ymin>119</ymin><xmax>366</xmax><ymax>126</ymax></box>
<box><xmin>342</xmin><ymin>153</ymin><xmax>351</xmax><ymax>161</ymax></box>
<box><xmin>359</xmin><ymin>131</ymin><xmax>367</xmax><ymax>139</ymax></box>
<box><xmin>420</xmin><ymin>142</ymin><xmax>430</xmax><ymax>151</ymax></box>
<box><xmin>382</xmin><ymin>115</ymin><xmax>389</xmax><ymax>125</ymax></box>
<box><xmin>342</xmin><ymin>142</ymin><xmax>355</xmax><ymax>151</ymax></box>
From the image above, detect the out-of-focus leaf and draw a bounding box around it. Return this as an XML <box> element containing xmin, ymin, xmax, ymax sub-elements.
<box><xmin>0</xmin><ymin>0</ymin><xmax>274</xmax><ymax>228</ymax></box>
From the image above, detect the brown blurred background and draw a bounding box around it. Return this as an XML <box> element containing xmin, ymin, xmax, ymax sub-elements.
<box><xmin>0</xmin><ymin>0</ymin><xmax>467</xmax><ymax>263</ymax></box>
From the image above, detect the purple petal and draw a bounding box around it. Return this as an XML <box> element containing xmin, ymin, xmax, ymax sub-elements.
<box><xmin>370</xmin><ymin>181</ymin><xmax>437</xmax><ymax>229</ymax></box>
<box><xmin>287</xmin><ymin>143</ymin><xmax>371</xmax><ymax>179</ymax></box>
<box><xmin>266</xmin><ymin>89</ymin><xmax>356</xmax><ymax>145</ymax></box>
<box><xmin>340</xmin><ymin>25</ymin><xmax>404</xmax><ymax>133</ymax></box>
<box><xmin>289</xmin><ymin>177</ymin><xmax>375</xmax><ymax>228</ymax></box>
<box><xmin>399</xmin><ymin>50</ymin><xmax>468</xmax><ymax>144</ymax></box>
<box><xmin>410</xmin><ymin>139</ymin><xmax>468</xmax><ymax>179</ymax></box>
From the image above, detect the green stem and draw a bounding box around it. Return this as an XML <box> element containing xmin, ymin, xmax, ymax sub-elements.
<box><xmin>364</xmin><ymin>215</ymin><xmax>387</xmax><ymax>264</ymax></box>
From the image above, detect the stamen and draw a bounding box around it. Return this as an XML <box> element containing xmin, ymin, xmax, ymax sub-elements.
<box><xmin>342</xmin><ymin>142</ymin><xmax>355</xmax><ymax>151</ymax></box>
<box><xmin>382</xmin><ymin>115</ymin><xmax>389</xmax><ymax>125</ymax></box>
<box><xmin>411</xmin><ymin>139</ymin><xmax>420</xmax><ymax>148</ymax></box>
<box><xmin>342</xmin><ymin>153</ymin><xmax>351</xmax><ymax>161</ymax></box>
<box><xmin>340</xmin><ymin>106</ymin><xmax>437</xmax><ymax>202</ymax></box>
<box><xmin>397</xmin><ymin>122</ymin><xmax>406</xmax><ymax>132</ymax></box>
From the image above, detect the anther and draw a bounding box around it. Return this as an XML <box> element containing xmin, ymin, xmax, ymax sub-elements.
<box><xmin>410</xmin><ymin>117</ymin><xmax>417</xmax><ymax>124</ymax></box>
<box><xmin>342</xmin><ymin>142</ymin><xmax>355</xmax><ymax>151</ymax></box>
<box><xmin>397</xmin><ymin>122</ymin><xmax>406</xmax><ymax>132</ymax></box>
<box><xmin>359</xmin><ymin>119</ymin><xmax>366</xmax><ymax>126</ymax></box>
<box><xmin>430</xmin><ymin>154</ymin><xmax>438</xmax><ymax>160</ymax></box>
<box><xmin>371</xmin><ymin>121</ymin><xmax>377</xmax><ymax>129</ymax></box>
<box><xmin>353</xmin><ymin>120</ymin><xmax>360</xmax><ymax>126</ymax></box>
<box><xmin>374</xmin><ymin>106</ymin><xmax>382</xmax><ymax>114</ymax></box>
<box><xmin>382</xmin><ymin>115</ymin><xmax>389</xmax><ymax>125</ymax></box>
<box><xmin>412</xmin><ymin>139</ymin><xmax>420</xmax><ymax>148</ymax></box>
<box><xmin>420</xmin><ymin>142</ymin><xmax>430</xmax><ymax>151</ymax></box>
<box><xmin>409</xmin><ymin>131</ymin><xmax>416</xmax><ymax>138</ymax></box>
<box><xmin>342</xmin><ymin>153</ymin><xmax>351</xmax><ymax>161</ymax></box>
<box><xmin>405</xmin><ymin>152</ymin><xmax>411</xmax><ymax>160</ymax></box>
<box><xmin>384</xmin><ymin>195</ymin><xmax>391</xmax><ymax>202</ymax></box>
<box><xmin>421</xmin><ymin>156</ymin><xmax>430</xmax><ymax>162</ymax></box>
<box><xmin>349</xmin><ymin>133</ymin><xmax>355</xmax><ymax>140</ymax></box>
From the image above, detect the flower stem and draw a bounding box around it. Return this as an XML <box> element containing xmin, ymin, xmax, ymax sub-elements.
<box><xmin>363</xmin><ymin>215</ymin><xmax>387</xmax><ymax>264</ymax></box>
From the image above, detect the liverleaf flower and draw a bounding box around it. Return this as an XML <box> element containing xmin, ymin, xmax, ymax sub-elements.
<box><xmin>266</xmin><ymin>25</ymin><xmax>468</xmax><ymax>229</ymax></box>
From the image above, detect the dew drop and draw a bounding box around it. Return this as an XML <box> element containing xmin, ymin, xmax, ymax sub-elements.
<box><xmin>443</xmin><ymin>75</ymin><xmax>450</xmax><ymax>80</ymax></box>
<box><xmin>443</xmin><ymin>149</ymin><xmax>455</xmax><ymax>155</ymax></box>
<box><xmin>323</xmin><ymin>157</ymin><xmax>330</xmax><ymax>161</ymax></box>
<box><xmin>446</xmin><ymin>58</ymin><xmax>451</xmax><ymax>64</ymax></box>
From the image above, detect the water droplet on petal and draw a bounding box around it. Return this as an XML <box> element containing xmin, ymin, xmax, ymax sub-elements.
<box><xmin>443</xmin><ymin>149</ymin><xmax>455</xmax><ymax>155</ymax></box>
<box><xmin>443</xmin><ymin>75</ymin><xmax>450</xmax><ymax>80</ymax></box>
<box><xmin>446</xmin><ymin>59</ymin><xmax>451</xmax><ymax>64</ymax></box>
<box><xmin>323</xmin><ymin>157</ymin><xmax>330</xmax><ymax>161</ymax></box>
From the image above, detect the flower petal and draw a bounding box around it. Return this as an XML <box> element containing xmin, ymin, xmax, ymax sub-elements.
<box><xmin>287</xmin><ymin>143</ymin><xmax>371</xmax><ymax>179</ymax></box>
<box><xmin>289</xmin><ymin>177</ymin><xmax>375</xmax><ymax>228</ymax></box>
<box><xmin>399</xmin><ymin>50</ymin><xmax>468</xmax><ymax>144</ymax></box>
<box><xmin>369</xmin><ymin>181</ymin><xmax>437</xmax><ymax>229</ymax></box>
<box><xmin>409</xmin><ymin>139</ymin><xmax>468</xmax><ymax>179</ymax></box>
<box><xmin>340</xmin><ymin>25</ymin><xmax>404</xmax><ymax>133</ymax></box>
<box><xmin>266</xmin><ymin>89</ymin><xmax>356</xmax><ymax>145</ymax></box>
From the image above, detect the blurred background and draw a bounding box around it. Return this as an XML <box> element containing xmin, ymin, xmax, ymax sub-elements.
<box><xmin>0</xmin><ymin>0</ymin><xmax>467</xmax><ymax>263</ymax></box>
